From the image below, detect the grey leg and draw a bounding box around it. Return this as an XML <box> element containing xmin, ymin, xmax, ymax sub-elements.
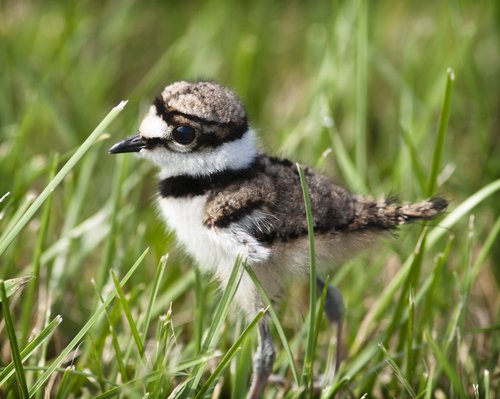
<box><xmin>317</xmin><ymin>278</ymin><xmax>344</xmax><ymax>372</ymax></box>
<box><xmin>248</xmin><ymin>319</ymin><xmax>276</xmax><ymax>399</ymax></box>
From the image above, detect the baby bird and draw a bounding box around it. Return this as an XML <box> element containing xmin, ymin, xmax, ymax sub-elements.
<box><xmin>109</xmin><ymin>81</ymin><xmax>447</xmax><ymax>398</ymax></box>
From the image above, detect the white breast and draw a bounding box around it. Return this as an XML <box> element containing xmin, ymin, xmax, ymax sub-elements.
<box><xmin>157</xmin><ymin>195</ymin><xmax>271</xmax><ymax>276</ymax></box>
<box><xmin>158</xmin><ymin>195</ymin><xmax>276</xmax><ymax>314</ymax></box>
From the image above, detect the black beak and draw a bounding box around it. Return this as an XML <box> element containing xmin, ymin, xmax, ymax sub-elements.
<box><xmin>109</xmin><ymin>134</ymin><xmax>147</xmax><ymax>154</ymax></box>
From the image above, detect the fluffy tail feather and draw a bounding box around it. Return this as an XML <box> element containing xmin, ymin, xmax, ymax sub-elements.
<box><xmin>347</xmin><ymin>196</ymin><xmax>448</xmax><ymax>231</ymax></box>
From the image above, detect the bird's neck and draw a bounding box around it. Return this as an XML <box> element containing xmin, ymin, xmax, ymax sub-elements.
<box><xmin>158</xmin><ymin>129</ymin><xmax>258</xmax><ymax>179</ymax></box>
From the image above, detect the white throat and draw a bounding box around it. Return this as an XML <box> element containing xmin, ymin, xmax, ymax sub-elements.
<box><xmin>140</xmin><ymin>129</ymin><xmax>258</xmax><ymax>178</ymax></box>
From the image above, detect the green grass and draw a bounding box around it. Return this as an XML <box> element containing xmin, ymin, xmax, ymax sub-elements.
<box><xmin>1</xmin><ymin>1</ymin><xmax>499</xmax><ymax>397</ymax></box>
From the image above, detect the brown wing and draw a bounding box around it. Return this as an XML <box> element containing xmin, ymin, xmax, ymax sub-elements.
<box><xmin>202</xmin><ymin>155</ymin><xmax>357</xmax><ymax>243</ymax></box>
<box><xmin>203</xmin><ymin>173</ymin><xmax>277</xmax><ymax>228</ymax></box>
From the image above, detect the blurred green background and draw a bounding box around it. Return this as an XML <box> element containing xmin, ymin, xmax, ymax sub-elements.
<box><xmin>0</xmin><ymin>0</ymin><xmax>499</xmax><ymax>397</ymax></box>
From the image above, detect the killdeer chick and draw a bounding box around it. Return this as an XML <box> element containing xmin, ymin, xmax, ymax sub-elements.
<box><xmin>109</xmin><ymin>81</ymin><xmax>447</xmax><ymax>398</ymax></box>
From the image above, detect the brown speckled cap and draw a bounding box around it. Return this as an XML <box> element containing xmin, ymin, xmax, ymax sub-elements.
<box><xmin>161</xmin><ymin>81</ymin><xmax>247</xmax><ymax>125</ymax></box>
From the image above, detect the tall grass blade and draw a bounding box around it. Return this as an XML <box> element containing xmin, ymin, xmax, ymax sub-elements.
<box><xmin>426</xmin><ymin>177</ymin><xmax>500</xmax><ymax>249</ymax></box>
<box><xmin>354</xmin><ymin>0</ymin><xmax>368</xmax><ymax>181</ymax></box>
<box><xmin>141</xmin><ymin>255</ymin><xmax>168</xmax><ymax>344</ymax></box>
<box><xmin>184</xmin><ymin>257</ymin><xmax>244</xmax><ymax>396</ymax></box>
<box><xmin>483</xmin><ymin>370</ymin><xmax>490</xmax><ymax>399</ymax></box>
<box><xmin>20</xmin><ymin>154</ymin><xmax>58</xmax><ymax>344</ymax></box>
<box><xmin>50</xmin><ymin>150</ymin><xmax>98</xmax><ymax>292</ymax></box>
<box><xmin>194</xmin><ymin>268</ymin><xmax>205</xmax><ymax>354</ymax></box>
<box><xmin>405</xmin><ymin>288</ymin><xmax>415</xmax><ymax>383</ymax></box>
<box><xmin>353</xmin><ymin>179</ymin><xmax>500</xmax><ymax>351</ymax></box>
<box><xmin>378</xmin><ymin>343</ymin><xmax>416</xmax><ymax>398</ymax></box>
<box><xmin>425</xmin><ymin>331</ymin><xmax>467</xmax><ymax>398</ymax></box>
<box><xmin>427</xmin><ymin>69</ymin><xmax>454</xmax><ymax>196</ymax></box>
<box><xmin>297</xmin><ymin>163</ymin><xmax>318</xmax><ymax>392</ymax></box>
<box><xmin>328</xmin><ymin>128</ymin><xmax>367</xmax><ymax>193</ymax></box>
<box><xmin>194</xmin><ymin>309</ymin><xmax>265</xmax><ymax>399</ymax></box>
<box><xmin>0</xmin><ymin>315</ymin><xmax>62</xmax><ymax>385</ymax></box>
<box><xmin>471</xmin><ymin>216</ymin><xmax>500</xmax><ymax>280</ymax></box>
<box><xmin>399</xmin><ymin>127</ymin><xmax>427</xmax><ymax>193</ymax></box>
<box><xmin>244</xmin><ymin>264</ymin><xmax>300</xmax><ymax>385</ymax></box>
<box><xmin>54</xmin><ymin>366</ymin><xmax>75</xmax><ymax>399</ymax></box>
<box><xmin>88</xmin><ymin>333</ymin><xmax>106</xmax><ymax>392</ymax></box>
<box><xmin>0</xmin><ymin>281</ymin><xmax>30</xmax><ymax>398</ymax></box>
<box><xmin>361</xmin><ymin>228</ymin><xmax>428</xmax><ymax>394</ymax></box>
<box><xmin>93</xmin><ymin>281</ymin><xmax>129</xmax><ymax>383</ymax></box>
<box><xmin>110</xmin><ymin>270</ymin><xmax>145</xmax><ymax>360</ymax></box>
<box><xmin>423</xmin><ymin>366</ymin><xmax>435</xmax><ymax>399</ymax></box>
<box><xmin>28</xmin><ymin>248</ymin><xmax>148</xmax><ymax>397</ymax></box>
<box><xmin>320</xmin><ymin>375</ymin><xmax>351</xmax><ymax>399</ymax></box>
<box><xmin>0</xmin><ymin>194</ymin><xmax>35</xmax><ymax>258</ymax></box>
<box><xmin>0</xmin><ymin>101</ymin><xmax>127</xmax><ymax>257</ymax></box>
<box><xmin>97</xmin><ymin>155</ymin><xmax>128</xmax><ymax>291</ymax></box>
<box><xmin>314</xmin><ymin>275</ymin><xmax>329</xmax><ymax>386</ymax></box>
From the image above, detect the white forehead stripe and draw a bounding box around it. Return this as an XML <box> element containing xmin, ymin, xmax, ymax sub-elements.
<box><xmin>139</xmin><ymin>107</ymin><xmax>168</xmax><ymax>139</ymax></box>
<box><xmin>141</xmin><ymin>129</ymin><xmax>257</xmax><ymax>178</ymax></box>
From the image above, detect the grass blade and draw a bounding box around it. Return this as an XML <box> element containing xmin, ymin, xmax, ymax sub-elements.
<box><xmin>0</xmin><ymin>194</ymin><xmax>35</xmax><ymax>258</ymax></box>
<box><xmin>184</xmin><ymin>257</ymin><xmax>244</xmax><ymax>396</ymax></box>
<box><xmin>88</xmin><ymin>333</ymin><xmax>106</xmax><ymax>392</ymax></box>
<box><xmin>471</xmin><ymin>216</ymin><xmax>500</xmax><ymax>280</ymax></box>
<box><xmin>0</xmin><ymin>101</ymin><xmax>127</xmax><ymax>257</ymax></box>
<box><xmin>320</xmin><ymin>375</ymin><xmax>351</xmax><ymax>399</ymax></box>
<box><xmin>28</xmin><ymin>248</ymin><xmax>148</xmax><ymax>397</ymax></box>
<box><xmin>111</xmin><ymin>270</ymin><xmax>145</xmax><ymax>360</ymax></box>
<box><xmin>194</xmin><ymin>268</ymin><xmax>205</xmax><ymax>354</ymax></box>
<box><xmin>244</xmin><ymin>264</ymin><xmax>300</xmax><ymax>385</ymax></box>
<box><xmin>0</xmin><ymin>315</ymin><xmax>62</xmax><ymax>385</ymax></box>
<box><xmin>0</xmin><ymin>276</ymin><xmax>32</xmax><ymax>302</ymax></box>
<box><xmin>93</xmin><ymin>281</ymin><xmax>129</xmax><ymax>383</ymax></box>
<box><xmin>202</xmin><ymin>257</ymin><xmax>243</xmax><ymax>352</ymax></box>
<box><xmin>378</xmin><ymin>343</ymin><xmax>416</xmax><ymax>398</ymax></box>
<box><xmin>0</xmin><ymin>281</ymin><xmax>30</xmax><ymax>398</ymax></box>
<box><xmin>423</xmin><ymin>366</ymin><xmax>435</xmax><ymax>399</ymax></box>
<box><xmin>314</xmin><ymin>275</ymin><xmax>329</xmax><ymax>385</ymax></box>
<box><xmin>427</xmin><ymin>69</ymin><xmax>454</xmax><ymax>196</ymax></box>
<box><xmin>353</xmin><ymin>179</ymin><xmax>500</xmax><ymax>352</ymax></box>
<box><xmin>20</xmin><ymin>154</ymin><xmax>58</xmax><ymax>344</ymax></box>
<box><xmin>425</xmin><ymin>331</ymin><xmax>467</xmax><ymax>398</ymax></box>
<box><xmin>361</xmin><ymin>228</ymin><xmax>428</xmax><ymax>393</ymax></box>
<box><xmin>483</xmin><ymin>369</ymin><xmax>490</xmax><ymax>399</ymax></box>
<box><xmin>399</xmin><ymin>126</ymin><xmax>427</xmax><ymax>193</ymax></box>
<box><xmin>296</xmin><ymin>163</ymin><xmax>317</xmax><ymax>392</ymax></box>
<box><xmin>54</xmin><ymin>366</ymin><xmax>75</xmax><ymax>399</ymax></box>
<box><xmin>428</xmin><ymin>179</ymin><xmax>500</xmax><ymax>245</ymax></box>
<box><xmin>93</xmin><ymin>371</ymin><xmax>163</xmax><ymax>399</ymax></box>
<box><xmin>354</xmin><ymin>0</ymin><xmax>368</xmax><ymax>181</ymax></box>
<box><xmin>96</xmin><ymin>154</ymin><xmax>128</xmax><ymax>291</ymax></box>
<box><xmin>141</xmin><ymin>255</ymin><xmax>168</xmax><ymax>344</ymax></box>
<box><xmin>194</xmin><ymin>308</ymin><xmax>265</xmax><ymax>399</ymax></box>
<box><xmin>328</xmin><ymin>128</ymin><xmax>367</xmax><ymax>193</ymax></box>
<box><xmin>405</xmin><ymin>288</ymin><xmax>415</xmax><ymax>383</ymax></box>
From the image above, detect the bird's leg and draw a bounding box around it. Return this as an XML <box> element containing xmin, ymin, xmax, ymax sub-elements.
<box><xmin>248</xmin><ymin>318</ymin><xmax>276</xmax><ymax>399</ymax></box>
<box><xmin>316</xmin><ymin>278</ymin><xmax>344</xmax><ymax>373</ymax></box>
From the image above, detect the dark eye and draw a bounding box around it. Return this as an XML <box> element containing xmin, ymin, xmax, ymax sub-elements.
<box><xmin>172</xmin><ymin>125</ymin><xmax>196</xmax><ymax>145</ymax></box>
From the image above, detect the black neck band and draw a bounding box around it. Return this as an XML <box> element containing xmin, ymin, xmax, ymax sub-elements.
<box><xmin>158</xmin><ymin>163</ymin><xmax>258</xmax><ymax>198</ymax></box>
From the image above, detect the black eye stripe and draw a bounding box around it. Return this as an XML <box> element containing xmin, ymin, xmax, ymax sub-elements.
<box><xmin>144</xmin><ymin>137</ymin><xmax>165</xmax><ymax>148</ymax></box>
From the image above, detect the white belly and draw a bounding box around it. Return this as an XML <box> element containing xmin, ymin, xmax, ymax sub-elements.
<box><xmin>157</xmin><ymin>195</ymin><xmax>270</xmax><ymax>274</ymax></box>
<box><xmin>158</xmin><ymin>194</ymin><xmax>276</xmax><ymax>314</ymax></box>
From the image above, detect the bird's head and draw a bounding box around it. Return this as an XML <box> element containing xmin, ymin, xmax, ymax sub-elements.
<box><xmin>109</xmin><ymin>81</ymin><xmax>256</xmax><ymax>178</ymax></box>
